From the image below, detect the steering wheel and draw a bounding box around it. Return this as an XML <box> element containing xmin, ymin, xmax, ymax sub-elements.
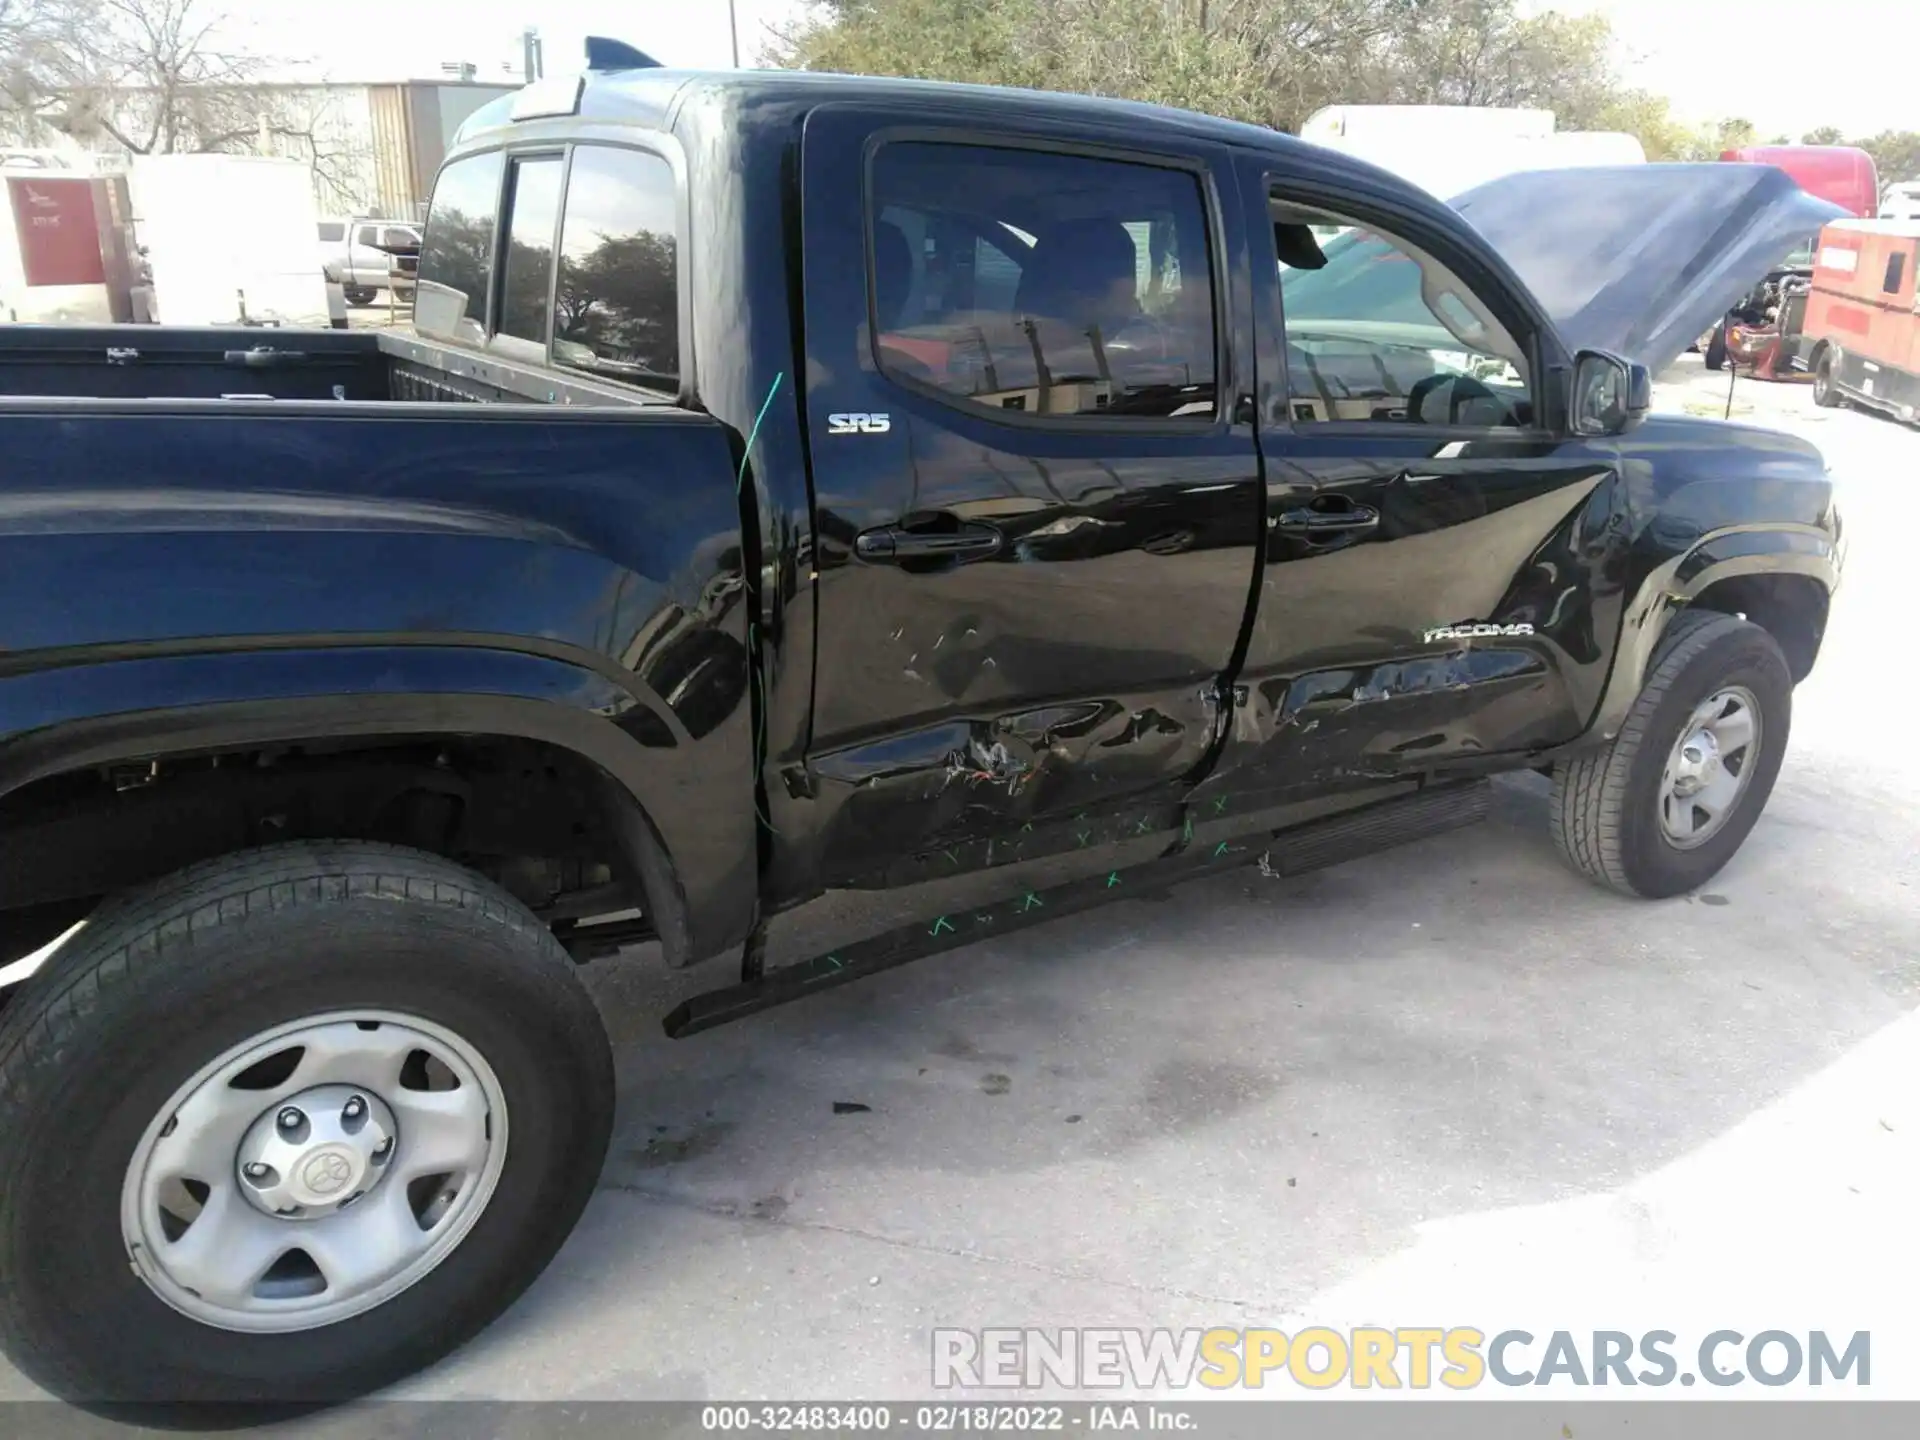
<box><xmin>1406</xmin><ymin>371</ymin><xmax>1506</xmax><ymax>426</ymax></box>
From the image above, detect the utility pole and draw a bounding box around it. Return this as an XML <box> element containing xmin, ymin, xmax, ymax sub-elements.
<box><xmin>729</xmin><ymin>0</ymin><xmax>741</xmax><ymax>67</ymax></box>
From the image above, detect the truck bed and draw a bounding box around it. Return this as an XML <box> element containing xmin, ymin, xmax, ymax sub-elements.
<box><xmin>0</xmin><ymin>325</ymin><xmax>673</xmax><ymax>408</ymax></box>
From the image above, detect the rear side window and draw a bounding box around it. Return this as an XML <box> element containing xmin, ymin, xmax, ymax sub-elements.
<box><xmin>356</xmin><ymin>225</ymin><xmax>377</xmax><ymax>246</ymax></box>
<box><xmin>867</xmin><ymin>143</ymin><xmax>1218</xmax><ymax>421</ymax></box>
<box><xmin>417</xmin><ymin>151</ymin><xmax>504</xmax><ymax>341</ymax></box>
<box><xmin>317</xmin><ymin>222</ymin><xmax>345</xmax><ymax>242</ymax></box>
<box><xmin>552</xmin><ymin>145</ymin><xmax>680</xmax><ymax>390</ymax></box>
<box><xmin>497</xmin><ymin>156</ymin><xmax>564</xmax><ymax>345</ymax></box>
<box><xmin>1886</xmin><ymin>251</ymin><xmax>1908</xmax><ymax>295</ymax></box>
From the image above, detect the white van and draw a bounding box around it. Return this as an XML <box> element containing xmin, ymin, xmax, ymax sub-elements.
<box><xmin>1882</xmin><ymin>182</ymin><xmax>1920</xmax><ymax>221</ymax></box>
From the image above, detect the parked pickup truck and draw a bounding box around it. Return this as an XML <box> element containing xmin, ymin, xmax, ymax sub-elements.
<box><xmin>0</xmin><ymin>40</ymin><xmax>1845</xmax><ymax>1411</ymax></box>
<box><xmin>317</xmin><ymin>216</ymin><xmax>421</xmax><ymax>306</ymax></box>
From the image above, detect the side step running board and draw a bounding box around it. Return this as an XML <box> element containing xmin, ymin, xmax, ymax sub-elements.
<box><xmin>663</xmin><ymin>780</ymin><xmax>1489</xmax><ymax>1038</ymax></box>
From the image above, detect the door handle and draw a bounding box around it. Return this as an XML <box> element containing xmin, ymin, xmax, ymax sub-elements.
<box><xmin>855</xmin><ymin>520</ymin><xmax>1003</xmax><ymax>564</ymax></box>
<box><xmin>1275</xmin><ymin>504</ymin><xmax>1379</xmax><ymax>537</ymax></box>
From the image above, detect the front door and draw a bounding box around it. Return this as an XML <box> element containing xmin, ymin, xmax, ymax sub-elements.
<box><xmin>797</xmin><ymin>109</ymin><xmax>1264</xmax><ymax>885</ymax></box>
<box><xmin>1208</xmin><ymin>167</ymin><xmax>1630</xmax><ymax>801</ymax></box>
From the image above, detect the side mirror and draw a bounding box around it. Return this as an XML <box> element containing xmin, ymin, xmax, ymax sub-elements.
<box><xmin>1571</xmin><ymin>349</ymin><xmax>1652</xmax><ymax>436</ymax></box>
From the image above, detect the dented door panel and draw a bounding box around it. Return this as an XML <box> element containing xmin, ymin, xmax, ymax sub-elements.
<box><xmin>1205</xmin><ymin>432</ymin><xmax>1629</xmax><ymax>797</ymax></box>
<box><xmin>793</xmin><ymin>107</ymin><xmax>1265</xmax><ymax>883</ymax></box>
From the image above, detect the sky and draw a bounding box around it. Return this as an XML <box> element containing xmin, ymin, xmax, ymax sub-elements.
<box><xmin>229</xmin><ymin>0</ymin><xmax>1917</xmax><ymax>140</ymax></box>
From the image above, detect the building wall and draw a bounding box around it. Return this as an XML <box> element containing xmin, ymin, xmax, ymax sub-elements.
<box><xmin>18</xmin><ymin>80</ymin><xmax>516</xmax><ymax>223</ymax></box>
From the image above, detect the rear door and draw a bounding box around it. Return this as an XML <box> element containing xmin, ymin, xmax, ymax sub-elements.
<box><xmin>797</xmin><ymin>108</ymin><xmax>1264</xmax><ymax>885</ymax></box>
<box><xmin>1208</xmin><ymin>160</ymin><xmax>1628</xmax><ymax>800</ymax></box>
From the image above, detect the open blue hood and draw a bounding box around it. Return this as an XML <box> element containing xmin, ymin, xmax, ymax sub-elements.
<box><xmin>1450</xmin><ymin>163</ymin><xmax>1847</xmax><ymax>374</ymax></box>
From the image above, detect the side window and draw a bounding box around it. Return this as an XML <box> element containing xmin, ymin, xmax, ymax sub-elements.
<box><xmin>552</xmin><ymin>145</ymin><xmax>680</xmax><ymax>390</ymax></box>
<box><xmin>497</xmin><ymin>155</ymin><xmax>564</xmax><ymax>345</ymax></box>
<box><xmin>417</xmin><ymin>151</ymin><xmax>504</xmax><ymax>342</ymax></box>
<box><xmin>356</xmin><ymin>225</ymin><xmax>377</xmax><ymax>246</ymax></box>
<box><xmin>380</xmin><ymin>227</ymin><xmax>416</xmax><ymax>250</ymax></box>
<box><xmin>1885</xmin><ymin>251</ymin><xmax>1907</xmax><ymax>295</ymax></box>
<box><xmin>868</xmin><ymin>143</ymin><xmax>1217</xmax><ymax>420</ymax></box>
<box><xmin>317</xmin><ymin>222</ymin><xmax>345</xmax><ymax>243</ymax></box>
<box><xmin>1272</xmin><ymin>201</ymin><xmax>1533</xmax><ymax>428</ymax></box>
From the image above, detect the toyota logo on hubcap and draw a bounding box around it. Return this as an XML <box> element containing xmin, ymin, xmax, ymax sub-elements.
<box><xmin>301</xmin><ymin>1151</ymin><xmax>354</xmax><ymax>1197</ymax></box>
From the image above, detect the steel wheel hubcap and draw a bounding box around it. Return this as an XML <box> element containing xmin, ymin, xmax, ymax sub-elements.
<box><xmin>122</xmin><ymin>1011</ymin><xmax>508</xmax><ymax>1334</ymax></box>
<box><xmin>1659</xmin><ymin>685</ymin><xmax>1762</xmax><ymax>849</ymax></box>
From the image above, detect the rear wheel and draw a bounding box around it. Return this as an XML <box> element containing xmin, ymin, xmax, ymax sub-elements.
<box><xmin>1813</xmin><ymin>350</ymin><xmax>1842</xmax><ymax>407</ymax></box>
<box><xmin>0</xmin><ymin>841</ymin><xmax>614</xmax><ymax>1411</ymax></box>
<box><xmin>343</xmin><ymin>286</ymin><xmax>378</xmax><ymax>307</ymax></box>
<box><xmin>1551</xmin><ymin>611</ymin><xmax>1791</xmax><ymax>898</ymax></box>
<box><xmin>1702</xmin><ymin>324</ymin><xmax>1729</xmax><ymax>371</ymax></box>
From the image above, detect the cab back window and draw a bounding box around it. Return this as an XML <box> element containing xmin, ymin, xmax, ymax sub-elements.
<box><xmin>552</xmin><ymin>146</ymin><xmax>680</xmax><ymax>390</ymax></box>
<box><xmin>417</xmin><ymin>152</ymin><xmax>504</xmax><ymax>341</ymax></box>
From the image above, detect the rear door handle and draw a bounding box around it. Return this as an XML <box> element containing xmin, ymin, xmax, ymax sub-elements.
<box><xmin>1275</xmin><ymin>504</ymin><xmax>1379</xmax><ymax>537</ymax></box>
<box><xmin>855</xmin><ymin>520</ymin><xmax>1003</xmax><ymax>564</ymax></box>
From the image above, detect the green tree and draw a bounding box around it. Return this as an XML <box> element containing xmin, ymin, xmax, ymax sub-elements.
<box><xmin>1801</xmin><ymin>125</ymin><xmax>1845</xmax><ymax>146</ymax></box>
<box><xmin>775</xmin><ymin>0</ymin><xmax>1673</xmax><ymax>151</ymax></box>
<box><xmin>1854</xmin><ymin>130</ymin><xmax>1920</xmax><ymax>186</ymax></box>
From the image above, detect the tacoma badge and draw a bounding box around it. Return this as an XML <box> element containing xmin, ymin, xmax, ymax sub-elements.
<box><xmin>1423</xmin><ymin>622</ymin><xmax>1536</xmax><ymax>644</ymax></box>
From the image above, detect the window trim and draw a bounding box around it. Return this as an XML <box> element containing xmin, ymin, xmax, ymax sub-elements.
<box><xmin>1262</xmin><ymin>173</ymin><xmax>1559</xmax><ymax>441</ymax></box>
<box><xmin>860</xmin><ymin>127</ymin><xmax>1236</xmax><ymax>438</ymax></box>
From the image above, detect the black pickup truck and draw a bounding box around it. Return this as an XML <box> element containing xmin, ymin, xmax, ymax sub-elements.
<box><xmin>0</xmin><ymin>42</ymin><xmax>1845</xmax><ymax>1409</ymax></box>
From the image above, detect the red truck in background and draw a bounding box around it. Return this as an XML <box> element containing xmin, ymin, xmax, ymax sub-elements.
<box><xmin>1804</xmin><ymin>219</ymin><xmax>1920</xmax><ymax>424</ymax></box>
<box><xmin>1704</xmin><ymin>144</ymin><xmax>1879</xmax><ymax>376</ymax></box>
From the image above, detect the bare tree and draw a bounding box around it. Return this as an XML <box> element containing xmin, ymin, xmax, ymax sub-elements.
<box><xmin>2</xmin><ymin>0</ymin><xmax>376</xmax><ymax>208</ymax></box>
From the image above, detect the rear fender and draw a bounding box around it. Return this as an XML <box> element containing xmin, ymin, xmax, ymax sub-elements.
<box><xmin>0</xmin><ymin>646</ymin><xmax>758</xmax><ymax>968</ymax></box>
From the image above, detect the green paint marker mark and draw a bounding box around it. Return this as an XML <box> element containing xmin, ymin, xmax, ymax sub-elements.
<box><xmin>930</xmin><ymin>916</ymin><xmax>954</xmax><ymax>936</ymax></box>
<box><xmin>1182</xmin><ymin>815</ymin><xmax>1194</xmax><ymax>842</ymax></box>
<box><xmin>944</xmin><ymin>848</ymin><xmax>960</xmax><ymax>865</ymax></box>
<box><xmin>735</xmin><ymin>371</ymin><xmax>786</xmax><ymax>495</ymax></box>
<box><xmin>1213</xmin><ymin>841</ymin><xmax>1232</xmax><ymax>858</ymax></box>
<box><xmin>1021</xmin><ymin>823</ymin><xmax>1034</xmax><ymax>833</ymax></box>
<box><xmin>1106</xmin><ymin>871</ymin><xmax>1121</xmax><ymax>888</ymax></box>
<box><xmin>1212</xmin><ymin>795</ymin><xmax>1229</xmax><ymax>814</ymax></box>
<box><xmin>1076</xmin><ymin>830</ymin><xmax>1092</xmax><ymax>847</ymax></box>
<box><xmin>825</xmin><ymin>955</ymin><xmax>843</xmax><ymax>972</ymax></box>
<box><xmin>1134</xmin><ymin>816</ymin><xmax>1153</xmax><ymax>835</ymax></box>
<box><xmin>1019</xmin><ymin>892</ymin><xmax>1043</xmax><ymax>913</ymax></box>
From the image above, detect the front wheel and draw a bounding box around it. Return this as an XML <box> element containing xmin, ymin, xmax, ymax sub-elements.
<box><xmin>1551</xmin><ymin>611</ymin><xmax>1791</xmax><ymax>898</ymax></box>
<box><xmin>343</xmin><ymin>286</ymin><xmax>378</xmax><ymax>307</ymax></box>
<box><xmin>0</xmin><ymin>841</ymin><xmax>614</xmax><ymax>1410</ymax></box>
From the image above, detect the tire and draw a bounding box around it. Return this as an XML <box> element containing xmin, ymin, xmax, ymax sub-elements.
<box><xmin>343</xmin><ymin>287</ymin><xmax>378</xmax><ymax>307</ymax></box>
<box><xmin>1812</xmin><ymin>350</ymin><xmax>1842</xmax><ymax>407</ymax></box>
<box><xmin>0</xmin><ymin>841</ymin><xmax>614</xmax><ymax>1411</ymax></box>
<box><xmin>1702</xmin><ymin>324</ymin><xmax>1728</xmax><ymax>371</ymax></box>
<box><xmin>1551</xmin><ymin>611</ymin><xmax>1791</xmax><ymax>898</ymax></box>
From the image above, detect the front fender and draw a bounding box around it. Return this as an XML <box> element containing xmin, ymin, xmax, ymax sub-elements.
<box><xmin>0</xmin><ymin>646</ymin><xmax>757</xmax><ymax>967</ymax></box>
<box><xmin>1588</xmin><ymin>523</ymin><xmax>1840</xmax><ymax>741</ymax></box>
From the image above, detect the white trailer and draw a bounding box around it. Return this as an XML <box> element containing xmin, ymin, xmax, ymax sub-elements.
<box><xmin>1299</xmin><ymin>104</ymin><xmax>1646</xmax><ymax>204</ymax></box>
<box><xmin>129</xmin><ymin>154</ymin><xmax>334</xmax><ymax>328</ymax></box>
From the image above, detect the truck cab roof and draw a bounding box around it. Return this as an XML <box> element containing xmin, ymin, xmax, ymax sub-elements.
<box><xmin>453</xmin><ymin>64</ymin><xmax>1380</xmax><ymax>184</ymax></box>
